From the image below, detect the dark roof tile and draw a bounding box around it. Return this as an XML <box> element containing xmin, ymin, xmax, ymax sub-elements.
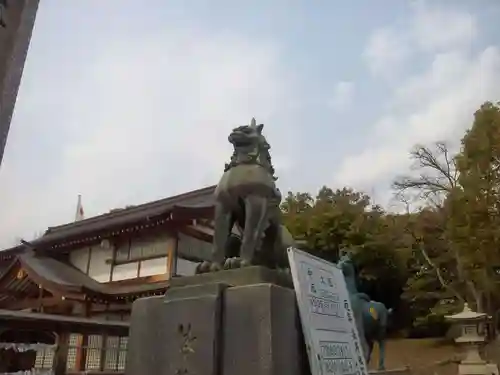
<box><xmin>19</xmin><ymin>185</ymin><xmax>216</xmax><ymax>248</ymax></box>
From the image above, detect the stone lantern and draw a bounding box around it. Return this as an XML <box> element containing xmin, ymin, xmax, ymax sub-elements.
<box><xmin>446</xmin><ymin>303</ymin><xmax>497</xmax><ymax>375</ymax></box>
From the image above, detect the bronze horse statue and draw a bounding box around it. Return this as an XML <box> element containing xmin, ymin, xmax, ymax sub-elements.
<box><xmin>337</xmin><ymin>253</ymin><xmax>392</xmax><ymax>371</ymax></box>
<box><xmin>197</xmin><ymin>118</ymin><xmax>293</xmax><ymax>273</ymax></box>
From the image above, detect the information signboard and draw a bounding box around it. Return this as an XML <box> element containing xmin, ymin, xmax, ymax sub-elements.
<box><xmin>287</xmin><ymin>247</ymin><xmax>369</xmax><ymax>375</ymax></box>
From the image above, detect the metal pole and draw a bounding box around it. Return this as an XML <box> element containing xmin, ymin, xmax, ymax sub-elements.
<box><xmin>0</xmin><ymin>0</ymin><xmax>40</xmax><ymax>169</ymax></box>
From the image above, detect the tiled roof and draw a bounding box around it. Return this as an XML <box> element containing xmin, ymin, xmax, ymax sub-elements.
<box><xmin>0</xmin><ymin>251</ymin><xmax>171</xmax><ymax>303</ymax></box>
<box><xmin>0</xmin><ymin>185</ymin><xmax>216</xmax><ymax>252</ymax></box>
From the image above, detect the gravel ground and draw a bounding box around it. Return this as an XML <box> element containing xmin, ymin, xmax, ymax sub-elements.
<box><xmin>367</xmin><ymin>338</ymin><xmax>499</xmax><ymax>375</ymax></box>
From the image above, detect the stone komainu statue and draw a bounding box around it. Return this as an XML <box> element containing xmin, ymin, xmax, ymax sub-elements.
<box><xmin>197</xmin><ymin>118</ymin><xmax>294</xmax><ymax>273</ymax></box>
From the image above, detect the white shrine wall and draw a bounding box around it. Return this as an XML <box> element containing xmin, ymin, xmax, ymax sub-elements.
<box><xmin>67</xmin><ymin>228</ymin><xmax>216</xmax><ymax>283</ymax></box>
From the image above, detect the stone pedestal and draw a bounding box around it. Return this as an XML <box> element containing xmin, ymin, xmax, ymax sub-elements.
<box><xmin>223</xmin><ymin>284</ymin><xmax>301</xmax><ymax>375</ymax></box>
<box><xmin>125</xmin><ymin>267</ymin><xmax>304</xmax><ymax>375</ymax></box>
<box><xmin>126</xmin><ymin>283</ymin><xmax>226</xmax><ymax>375</ymax></box>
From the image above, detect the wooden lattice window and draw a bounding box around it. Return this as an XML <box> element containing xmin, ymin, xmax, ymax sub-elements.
<box><xmin>85</xmin><ymin>335</ymin><xmax>102</xmax><ymax>370</ymax></box>
<box><xmin>104</xmin><ymin>336</ymin><xmax>128</xmax><ymax>371</ymax></box>
<box><xmin>34</xmin><ymin>345</ymin><xmax>54</xmax><ymax>369</ymax></box>
<box><xmin>66</xmin><ymin>333</ymin><xmax>80</xmax><ymax>370</ymax></box>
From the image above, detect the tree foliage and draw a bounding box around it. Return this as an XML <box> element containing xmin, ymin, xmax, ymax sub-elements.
<box><xmin>452</xmin><ymin>102</ymin><xmax>500</xmax><ymax>312</ymax></box>
<box><xmin>281</xmin><ymin>186</ymin><xmax>408</xmax><ymax>313</ymax></box>
<box><xmin>280</xmin><ymin>101</ymin><xmax>500</xmax><ymax>336</ymax></box>
<box><xmin>393</xmin><ymin>101</ymin><xmax>500</xmax><ymax>315</ymax></box>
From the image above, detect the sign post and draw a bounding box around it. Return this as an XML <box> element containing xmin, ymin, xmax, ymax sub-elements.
<box><xmin>287</xmin><ymin>247</ymin><xmax>369</xmax><ymax>375</ymax></box>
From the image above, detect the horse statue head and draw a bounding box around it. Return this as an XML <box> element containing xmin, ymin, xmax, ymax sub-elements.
<box><xmin>337</xmin><ymin>251</ymin><xmax>359</xmax><ymax>296</ymax></box>
<box><xmin>337</xmin><ymin>251</ymin><xmax>355</xmax><ymax>277</ymax></box>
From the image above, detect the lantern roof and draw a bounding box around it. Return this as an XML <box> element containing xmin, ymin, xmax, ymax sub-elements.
<box><xmin>446</xmin><ymin>303</ymin><xmax>487</xmax><ymax>321</ymax></box>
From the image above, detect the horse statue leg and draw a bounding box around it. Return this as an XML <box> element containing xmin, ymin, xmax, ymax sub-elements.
<box><xmin>366</xmin><ymin>339</ymin><xmax>374</xmax><ymax>367</ymax></box>
<box><xmin>376</xmin><ymin>306</ymin><xmax>391</xmax><ymax>371</ymax></box>
<box><xmin>363</xmin><ymin>301</ymin><xmax>390</xmax><ymax>371</ymax></box>
<box><xmin>351</xmin><ymin>296</ymin><xmax>370</xmax><ymax>363</ymax></box>
<box><xmin>239</xmin><ymin>194</ymin><xmax>269</xmax><ymax>267</ymax></box>
<box><xmin>377</xmin><ymin>338</ymin><xmax>386</xmax><ymax>370</ymax></box>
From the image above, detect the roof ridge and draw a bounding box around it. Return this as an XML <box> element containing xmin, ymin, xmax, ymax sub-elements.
<box><xmin>45</xmin><ymin>184</ymin><xmax>216</xmax><ymax>233</ymax></box>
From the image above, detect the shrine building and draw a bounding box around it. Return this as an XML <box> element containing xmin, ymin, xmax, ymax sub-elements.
<box><xmin>0</xmin><ymin>185</ymin><xmax>219</xmax><ymax>374</ymax></box>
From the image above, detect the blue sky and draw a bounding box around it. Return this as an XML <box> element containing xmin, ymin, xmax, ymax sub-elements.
<box><xmin>0</xmin><ymin>0</ymin><xmax>499</xmax><ymax>247</ymax></box>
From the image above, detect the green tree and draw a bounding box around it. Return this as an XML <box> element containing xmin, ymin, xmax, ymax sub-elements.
<box><xmin>393</xmin><ymin>102</ymin><xmax>500</xmax><ymax>315</ymax></box>
<box><xmin>391</xmin><ymin>140</ymin><xmax>471</xmax><ymax>335</ymax></box>
<box><xmin>280</xmin><ymin>191</ymin><xmax>314</xmax><ymax>241</ymax></box>
<box><xmin>402</xmin><ymin>208</ymin><xmax>463</xmax><ymax>335</ymax></box>
<box><xmin>282</xmin><ymin>186</ymin><xmax>407</xmax><ymax>308</ymax></box>
<box><xmin>453</xmin><ymin>101</ymin><xmax>500</xmax><ymax>312</ymax></box>
<box><xmin>282</xmin><ymin>186</ymin><xmax>374</xmax><ymax>261</ymax></box>
<box><xmin>392</xmin><ymin>142</ymin><xmax>465</xmax><ymax>300</ymax></box>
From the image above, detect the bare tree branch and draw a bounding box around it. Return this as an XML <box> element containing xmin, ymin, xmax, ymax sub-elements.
<box><xmin>393</xmin><ymin>142</ymin><xmax>459</xmax><ymax>207</ymax></box>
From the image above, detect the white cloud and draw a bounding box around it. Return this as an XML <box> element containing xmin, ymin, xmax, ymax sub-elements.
<box><xmin>410</xmin><ymin>1</ymin><xmax>477</xmax><ymax>52</ymax></box>
<box><xmin>337</xmin><ymin>4</ymin><xmax>500</xmax><ymax>191</ymax></box>
<box><xmin>328</xmin><ymin>81</ymin><xmax>355</xmax><ymax>112</ymax></box>
<box><xmin>0</xmin><ymin>14</ymin><xmax>297</xmax><ymax>247</ymax></box>
<box><xmin>363</xmin><ymin>1</ymin><xmax>477</xmax><ymax>81</ymax></box>
<box><xmin>363</xmin><ymin>28</ymin><xmax>411</xmax><ymax>80</ymax></box>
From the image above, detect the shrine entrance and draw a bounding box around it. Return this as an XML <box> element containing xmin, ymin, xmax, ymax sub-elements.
<box><xmin>0</xmin><ymin>309</ymin><xmax>129</xmax><ymax>375</ymax></box>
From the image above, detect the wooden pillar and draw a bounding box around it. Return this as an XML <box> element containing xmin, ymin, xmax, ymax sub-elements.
<box><xmin>99</xmin><ymin>332</ymin><xmax>108</xmax><ymax>371</ymax></box>
<box><xmin>167</xmin><ymin>235</ymin><xmax>177</xmax><ymax>278</ymax></box>
<box><xmin>75</xmin><ymin>301</ymin><xmax>91</xmax><ymax>371</ymax></box>
<box><xmin>75</xmin><ymin>334</ymin><xmax>88</xmax><ymax>371</ymax></box>
<box><xmin>37</xmin><ymin>284</ymin><xmax>43</xmax><ymax>312</ymax></box>
<box><xmin>52</xmin><ymin>332</ymin><xmax>69</xmax><ymax>375</ymax></box>
<box><xmin>99</xmin><ymin>304</ymin><xmax>110</xmax><ymax>371</ymax></box>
